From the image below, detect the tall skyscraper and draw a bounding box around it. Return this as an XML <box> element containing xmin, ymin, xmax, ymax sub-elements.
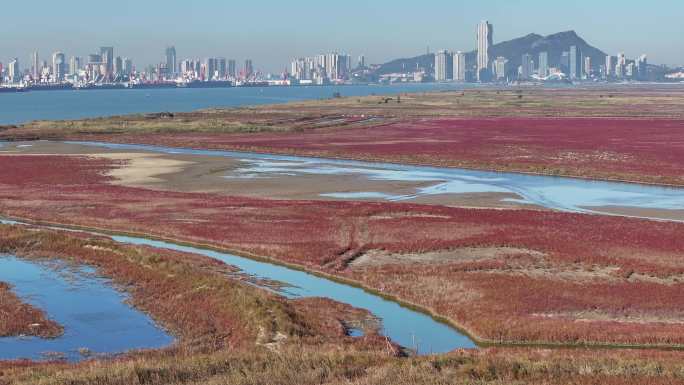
<box><xmin>244</xmin><ymin>59</ymin><xmax>254</xmax><ymax>79</ymax></box>
<box><xmin>493</xmin><ymin>57</ymin><xmax>508</xmax><ymax>80</ymax></box>
<box><xmin>100</xmin><ymin>46</ymin><xmax>114</xmax><ymax>79</ymax></box>
<box><xmin>123</xmin><ymin>58</ymin><xmax>133</xmax><ymax>75</ymax></box>
<box><xmin>31</xmin><ymin>51</ymin><xmax>40</xmax><ymax>80</ymax></box>
<box><xmin>114</xmin><ymin>56</ymin><xmax>124</xmax><ymax>76</ymax></box>
<box><xmin>616</xmin><ymin>52</ymin><xmax>626</xmax><ymax>78</ymax></box>
<box><xmin>165</xmin><ymin>46</ymin><xmax>177</xmax><ymax>76</ymax></box>
<box><xmin>637</xmin><ymin>54</ymin><xmax>648</xmax><ymax>80</ymax></box>
<box><xmin>453</xmin><ymin>51</ymin><xmax>466</xmax><ymax>81</ymax></box>
<box><xmin>217</xmin><ymin>57</ymin><xmax>227</xmax><ymax>79</ymax></box>
<box><xmin>69</xmin><ymin>56</ymin><xmax>82</xmax><ymax>75</ymax></box>
<box><xmin>560</xmin><ymin>51</ymin><xmax>570</xmax><ymax>74</ymax></box>
<box><xmin>434</xmin><ymin>50</ymin><xmax>453</xmax><ymax>81</ymax></box>
<box><xmin>52</xmin><ymin>52</ymin><xmax>66</xmax><ymax>82</ymax></box>
<box><xmin>605</xmin><ymin>55</ymin><xmax>616</xmax><ymax>78</ymax></box>
<box><xmin>520</xmin><ymin>54</ymin><xmax>534</xmax><ymax>80</ymax></box>
<box><xmin>584</xmin><ymin>56</ymin><xmax>592</xmax><ymax>78</ymax></box>
<box><xmin>477</xmin><ymin>20</ymin><xmax>493</xmax><ymax>81</ymax></box>
<box><xmin>228</xmin><ymin>60</ymin><xmax>236</xmax><ymax>78</ymax></box>
<box><xmin>569</xmin><ymin>45</ymin><xmax>582</xmax><ymax>80</ymax></box>
<box><xmin>538</xmin><ymin>52</ymin><xmax>549</xmax><ymax>78</ymax></box>
<box><xmin>8</xmin><ymin>58</ymin><xmax>20</xmax><ymax>83</ymax></box>
<box><xmin>205</xmin><ymin>58</ymin><xmax>217</xmax><ymax>81</ymax></box>
<box><xmin>358</xmin><ymin>55</ymin><xmax>365</xmax><ymax>69</ymax></box>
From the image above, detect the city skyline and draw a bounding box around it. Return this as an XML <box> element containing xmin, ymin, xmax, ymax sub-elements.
<box><xmin>1</xmin><ymin>0</ymin><xmax>683</xmax><ymax>71</ymax></box>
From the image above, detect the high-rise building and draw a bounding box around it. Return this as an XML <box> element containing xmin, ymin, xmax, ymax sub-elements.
<box><xmin>217</xmin><ymin>57</ymin><xmax>227</xmax><ymax>79</ymax></box>
<box><xmin>358</xmin><ymin>55</ymin><xmax>365</xmax><ymax>69</ymax></box>
<box><xmin>625</xmin><ymin>62</ymin><xmax>636</xmax><ymax>78</ymax></box>
<box><xmin>538</xmin><ymin>52</ymin><xmax>549</xmax><ymax>78</ymax></box>
<box><xmin>100</xmin><ymin>47</ymin><xmax>114</xmax><ymax>79</ymax></box>
<box><xmin>605</xmin><ymin>55</ymin><xmax>616</xmax><ymax>78</ymax></box>
<box><xmin>205</xmin><ymin>58</ymin><xmax>217</xmax><ymax>81</ymax></box>
<box><xmin>69</xmin><ymin>56</ymin><xmax>82</xmax><ymax>75</ymax></box>
<box><xmin>123</xmin><ymin>58</ymin><xmax>133</xmax><ymax>75</ymax></box>
<box><xmin>520</xmin><ymin>54</ymin><xmax>534</xmax><ymax>80</ymax></box>
<box><xmin>453</xmin><ymin>51</ymin><xmax>466</xmax><ymax>81</ymax></box>
<box><xmin>493</xmin><ymin>57</ymin><xmax>509</xmax><ymax>80</ymax></box>
<box><xmin>8</xmin><ymin>58</ymin><xmax>20</xmax><ymax>83</ymax></box>
<box><xmin>560</xmin><ymin>51</ymin><xmax>570</xmax><ymax>74</ymax></box>
<box><xmin>31</xmin><ymin>51</ymin><xmax>40</xmax><ymax>80</ymax></box>
<box><xmin>434</xmin><ymin>50</ymin><xmax>453</xmax><ymax>81</ymax></box>
<box><xmin>165</xmin><ymin>46</ymin><xmax>177</xmax><ymax>76</ymax></box>
<box><xmin>244</xmin><ymin>59</ymin><xmax>254</xmax><ymax>79</ymax></box>
<box><xmin>616</xmin><ymin>52</ymin><xmax>626</xmax><ymax>78</ymax></box>
<box><xmin>113</xmin><ymin>56</ymin><xmax>123</xmax><ymax>76</ymax></box>
<box><xmin>584</xmin><ymin>56</ymin><xmax>592</xmax><ymax>78</ymax></box>
<box><xmin>52</xmin><ymin>52</ymin><xmax>66</xmax><ymax>82</ymax></box>
<box><xmin>569</xmin><ymin>46</ymin><xmax>582</xmax><ymax>80</ymax></box>
<box><xmin>637</xmin><ymin>54</ymin><xmax>648</xmax><ymax>80</ymax></box>
<box><xmin>228</xmin><ymin>60</ymin><xmax>236</xmax><ymax>78</ymax></box>
<box><xmin>477</xmin><ymin>20</ymin><xmax>493</xmax><ymax>81</ymax></box>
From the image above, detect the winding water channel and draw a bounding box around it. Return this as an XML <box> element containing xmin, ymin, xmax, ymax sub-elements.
<box><xmin>0</xmin><ymin>253</ymin><xmax>172</xmax><ymax>362</ymax></box>
<box><xmin>2</xmin><ymin>140</ymin><xmax>683</xmax><ymax>361</ymax></box>
<box><xmin>69</xmin><ymin>141</ymin><xmax>684</xmax><ymax>221</ymax></box>
<box><xmin>0</xmin><ymin>218</ymin><xmax>476</xmax><ymax>360</ymax></box>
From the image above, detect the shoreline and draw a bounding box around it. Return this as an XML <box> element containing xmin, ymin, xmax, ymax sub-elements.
<box><xmin>5</xmin><ymin>214</ymin><xmax>684</xmax><ymax>354</ymax></box>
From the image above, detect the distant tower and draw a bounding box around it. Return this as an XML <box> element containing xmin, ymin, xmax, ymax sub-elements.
<box><xmin>8</xmin><ymin>58</ymin><xmax>20</xmax><ymax>84</ymax></box>
<box><xmin>31</xmin><ymin>51</ymin><xmax>40</xmax><ymax>81</ymax></box>
<box><xmin>69</xmin><ymin>56</ymin><xmax>82</xmax><ymax>75</ymax></box>
<box><xmin>100</xmin><ymin>46</ymin><xmax>114</xmax><ymax>80</ymax></box>
<box><xmin>52</xmin><ymin>52</ymin><xmax>66</xmax><ymax>82</ymax></box>
<box><xmin>493</xmin><ymin>56</ymin><xmax>509</xmax><ymax>80</ymax></box>
<box><xmin>165</xmin><ymin>46</ymin><xmax>177</xmax><ymax>76</ymax></box>
<box><xmin>358</xmin><ymin>55</ymin><xmax>365</xmax><ymax>69</ymax></box>
<box><xmin>560</xmin><ymin>51</ymin><xmax>570</xmax><ymax>74</ymax></box>
<box><xmin>584</xmin><ymin>56</ymin><xmax>592</xmax><ymax>78</ymax></box>
<box><xmin>521</xmin><ymin>54</ymin><xmax>534</xmax><ymax>80</ymax></box>
<box><xmin>605</xmin><ymin>55</ymin><xmax>616</xmax><ymax>78</ymax></box>
<box><xmin>123</xmin><ymin>58</ymin><xmax>133</xmax><ymax>75</ymax></box>
<box><xmin>434</xmin><ymin>50</ymin><xmax>453</xmax><ymax>81</ymax></box>
<box><xmin>453</xmin><ymin>51</ymin><xmax>466</xmax><ymax>81</ymax></box>
<box><xmin>477</xmin><ymin>20</ymin><xmax>493</xmax><ymax>81</ymax></box>
<box><xmin>616</xmin><ymin>52</ymin><xmax>626</xmax><ymax>78</ymax></box>
<box><xmin>538</xmin><ymin>52</ymin><xmax>549</xmax><ymax>78</ymax></box>
<box><xmin>217</xmin><ymin>57</ymin><xmax>227</xmax><ymax>79</ymax></box>
<box><xmin>244</xmin><ymin>59</ymin><xmax>254</xmax><ymax>79</ymax></box>
<box><xmin>228</xmin><ymin>59</ymin><xmax>237</xmax><ymax>78</ymax></box>
<box><xmin>637</xmin><ymin>54</ymin><xmax>648</xmax><ymax>80</ymax></box>
<box><xmin>569</xmin><ymin>45</ymin><xmax>582</xmax><ymax>80</ymax></box>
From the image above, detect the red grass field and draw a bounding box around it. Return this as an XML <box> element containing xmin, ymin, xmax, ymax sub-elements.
<box><xmin>78</xmin><ymin>117</ymin><xmax>684</xmax><ymax>185</ymax></box>
<box><xmin>2</xmin><ymin>154</ymin><xmax>684</xmax><ymax>348</ymax></box>
<box><xmin>0</xmin><ymin>282</ymin><xmax>63</xmax><ymax>338</ymax></box>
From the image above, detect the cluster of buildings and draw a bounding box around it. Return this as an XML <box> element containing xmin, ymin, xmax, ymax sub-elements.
<box><xmin>435</xmin><ymin>21</ymin><xmax>650</xmax><ymax>83</ymax></box>
<box><xmin>289</xmin><ymin>53</ymin><xmax>360</xmax><ymax>84</ymax></box>
<box><xmin>0</xmin><ymin>45</ymin><xmax>261</xmax><ymax>87</ymax></box>
<box><xmin>0</xmin><ymin>27</ymin><xmax>667</xmax><ymax>88</ymax></box>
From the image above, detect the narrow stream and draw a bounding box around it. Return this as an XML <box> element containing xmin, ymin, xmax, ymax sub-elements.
<box><xmin>0</xmin><ymin>254</ymin><xmax>173</xmax><ymax>362</ymax></box>
<box><xmin>0</xmin><ymin>219</ymin><xmax>476</xmax><ymax>358</ymax></box>
<box><xmin>67</xmin><ymin>141</ymin><xmax>684</xmax><ymax>222</ymax></box>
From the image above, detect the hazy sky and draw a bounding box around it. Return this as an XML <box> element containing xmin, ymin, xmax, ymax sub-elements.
<box><xmin>2</xmin><ymin>0</ymin><xmax>682</xmax><ymax>72</ymax></box>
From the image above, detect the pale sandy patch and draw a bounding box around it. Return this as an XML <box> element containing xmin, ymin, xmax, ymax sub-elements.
<box><xmin>95</xmin><ymin>153</ymin><xmax>195</xmax><ymax>187</ymax></box>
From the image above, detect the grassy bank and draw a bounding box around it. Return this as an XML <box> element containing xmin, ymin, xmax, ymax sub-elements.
<box><xmin>0</xmin><ymin>282</ymin><xmax>63</xmax><ymax>339</ymax></box>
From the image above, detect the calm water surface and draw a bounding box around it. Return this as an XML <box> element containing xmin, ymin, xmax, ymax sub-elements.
<box><xmin>0</xmin><ymin>84</ymin><xmax>475</xmax><ymax>125</ymax></box>
<box><xmin>0</xmin><ymin>219</ymin><xmax>476</xmax><ymax>356</ymax></box>
<box><xmin>0</xmin><ymin>254</ymin><xmax>173</xmax><ymax>362</ymax></box>
<box><xmin>70</xmin><ymin>141</ymin><xmax>684</xmax><ymax>221</ymax></box>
